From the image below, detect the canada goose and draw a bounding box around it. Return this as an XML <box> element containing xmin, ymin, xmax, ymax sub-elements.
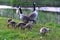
<box><xmin>16</xmin><ymin>22</ymin><xmax>26</xmax><ymax>29</ymax></box>
<box><xmin>7</xmin><ymin>18</ymin><xmax>12</xmax><ymax>22</ymax></box>
<box><xmin>7</xmin><ymin>19</ymin><xmax>17</xmax><ymax>28</ymax></box>
<box><xmin>40</xmin><ymin>27</ymin><xmax>50</xmax><ymax>36</ymax></box>
<box><xmin>24</xmin><ymin>21</ymin><xmax>34</xmax><ymax>29</ymax></box>
<box><xmin>19</xmin><ymin>7</ymin><xmax>30</xmax><ymax>23</ymax></box>
<box><xmin>28</xmin><ymin>2</ymin><xmax>38</xmax><ymax>23</ymax></box>
<box><xmin>16</xmin><ymin>21</ymin><xmax>33</xmax><ymax>30</ymax></box>
<box><xmin>16</xmin><ymin>3</ymin><xmax>38</xmax><ymax>23</ymax></box>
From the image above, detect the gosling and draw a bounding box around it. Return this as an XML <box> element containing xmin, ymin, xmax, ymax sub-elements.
<box><xmin>7</xmin><ymin>18</ymin><xmax>17</xmax><ymax>28</ymax></box>
<box><xmin>40</xmin><ymin>27</ymin><xmax>50</xmax><ymax>36</ymax></box>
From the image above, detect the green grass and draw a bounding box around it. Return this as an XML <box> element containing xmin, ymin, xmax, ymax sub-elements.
<box><xmin>0</xmin><ymin>9</ymin><xmax>60</xmax><ymax>40</ymax></box>
<box><xmin>0</xmin><ymin>16</ymin><xmax>60</xmax><ymax>40</ymax></box>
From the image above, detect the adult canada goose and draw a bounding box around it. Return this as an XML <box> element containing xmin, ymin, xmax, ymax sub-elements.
<box><xmin>19</xmin><ymin>7</ymin><xmax>30</xmax><ymax>23</ymax></box>
<box><xmin>29</xmin><ymin>2</ymin><xmax>38</xmax><ymax>23</ymax></box>
<box><xmin>16</xmin><ymin>3</ymin><xmax>38</xmax><ymax>23</ymax></box>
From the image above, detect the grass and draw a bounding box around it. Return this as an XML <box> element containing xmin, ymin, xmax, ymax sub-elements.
<box><xmin>0</xmin><ymin>16</ymin><xmax>60</xmax><ymax>40</ymax></box>
<box><xmin>0</xmin><ymin>9</ymin><xmax>60</xmax><ymax>40</ymax></box>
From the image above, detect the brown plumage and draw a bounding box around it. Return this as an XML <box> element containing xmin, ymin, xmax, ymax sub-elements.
<box><xmin>28</xmin><ymin>2</ymin><xmax>38</xmax><ymax>23</ymax></box>
<box><xmin>16</xmin><ymin>21</ymin><xmax>33</xmax><ymax>30</ymax></box>
<box><xmin>7</xmin><ymin>18</ymin><xmax>12</xmax><ymax>22</ymax></box>
<box><xmin>19</xmin><ymin>7</ymin><xmax>30</xmax><ymax>24</ymax></box>
<box><xmin>7</xmin><ymin>18</ymin><xmax>17</xmax><ymax>28</ymax></box>
<box><xmin>19</xmin><ymin>3</ymin><xmax>38</xmax><ymax>24</ymax></box>
<box><xmin>16</xmin><ymin>22</ymin><xmax>26</xmax><ymax>29</ymax></box>
<box><xmin>40</xmin><ymin>27</ymin><xmax>50</xmax><ymax>36</ymax></box>
<box><xmin>23</xmin><ymin>21</ymin><xmax>34</xmax><ymax>29</ymax></box>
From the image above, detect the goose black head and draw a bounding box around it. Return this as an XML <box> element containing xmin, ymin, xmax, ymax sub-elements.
<box><xmin>16</xmin><ymin>4</ymin><xmax>20</xmax><ymax>8</ymax></box>
<box><xmin>19</xmin><ymin>7</ymin><xmax>23</xmax><ymax>14</ymax></box>
<box><xmin>33</xmin><ymin>2</ymin><xmax>36</xmax><ymax>11</ymax></box>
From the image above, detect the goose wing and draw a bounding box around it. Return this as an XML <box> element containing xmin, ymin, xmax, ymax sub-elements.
<box><xmin>22</xmin><ymin>15</ymin><xmax>30</xmax><ymax>23</ymax></box>
<box><xmin>29</xmin><ymin>13</ymin><xmax>36</xmax><ymax>20</ymax></box>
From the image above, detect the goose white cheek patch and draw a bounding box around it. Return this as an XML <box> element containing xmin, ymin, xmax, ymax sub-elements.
<box><xmin>19</xmin><ymin>14</ymin><xmax>24</xmax><ymax>19</ymax></box>
<box><xmin>16</xmin><ymin>8</ymin><xmax>19</xmax><ymax>14</ymax></box>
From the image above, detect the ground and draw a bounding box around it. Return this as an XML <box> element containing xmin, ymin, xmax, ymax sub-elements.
<box><xmin>0</xmin><ymin>17</ymin><xmax>60</xmax><ymax>40</ymax></box>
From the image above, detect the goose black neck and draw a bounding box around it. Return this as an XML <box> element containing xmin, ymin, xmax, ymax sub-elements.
<box><xmin>33</xmin><ymin>3</ymin><xmax>36</xmax><ymax>11</ymax></box>
<box><xmin>19</xmin><ymin>7</ymin><xmax>22</xmax><ymax>14</ymax></box>
<box><xmin>33</xmin><ymin>5</ymin><xmax>35</xmax><ymax>11</ymax></box>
